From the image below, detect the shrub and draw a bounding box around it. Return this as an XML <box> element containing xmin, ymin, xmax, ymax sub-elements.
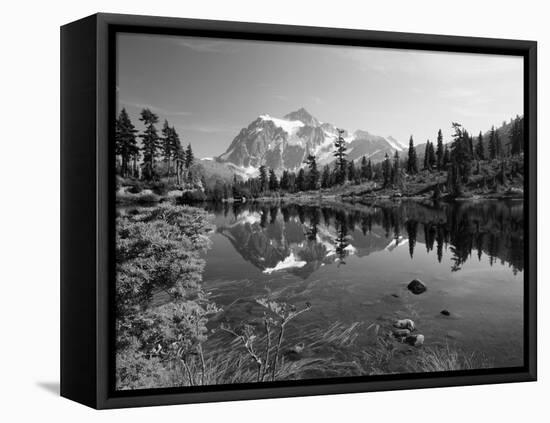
<box><xmin>149</xmin><ymin>181</ymin><xmax>170</xmax><ymax>196</ymax></box>
<box><xmin>115</xmin><ymin>204</ymin><xmax>216</xmax><ymax>389</ymax></box>
<box><xmin>179</xmin><ymin>190</ymin><xmax>207</xmax><ymax>204</ymax></box>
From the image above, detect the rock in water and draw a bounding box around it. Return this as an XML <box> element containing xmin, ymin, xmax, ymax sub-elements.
<box><xmin>405</xmin><ymin>334</ymin><xmax>425</xmax><ymax>347</ymax></box>
<box><xmin>393</xmin><ymin>319</ymin><xmax>415</xmax><ymax>331</ymax></box>
<box><xmin>290</xmin><ymin>342</ymin><xmax>305</xmax><ymax>354</ymax></box>
<box><xmin>393</xmin><ymin>328</ymin><xmax>411</xmax><ymax>338</ymax></box>
<box><xmin>407</xmin><ymin>279</ymin><xmax>427</xmax><ymax>295</ymax></box>
<box><xmin>440</xmin><ymin>309</ymin><xmax>451</xmax><ymax>316</ymax></box>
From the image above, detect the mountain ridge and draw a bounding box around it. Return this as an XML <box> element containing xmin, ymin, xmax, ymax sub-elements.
<box><xmin>217</xmin><ymin>108</ymin><xmax>404</xmax><ymax>175</ymax></box>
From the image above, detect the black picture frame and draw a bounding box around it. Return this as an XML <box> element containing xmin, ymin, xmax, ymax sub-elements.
<box><xmin>60</xmin><ymin>12</ymin><xmax>537</xmax><ymax>409</ymax></box>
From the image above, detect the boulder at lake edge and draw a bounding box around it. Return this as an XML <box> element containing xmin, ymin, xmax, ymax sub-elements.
<box><xmin>405</xmin><ymin>334</ymin><xmax>425</xmax><ymax>347</ymax></box>
<box><xmin>407</xmin><ymin>279</ymin><xmax>427</xmax><ymax>295</ymax></box>
<box><xmin>393</xmin><ymin>319</ymin><xmax>415</xmax><ymax>331</ymax></box>
<box><xmin>393</xmin><ymin>328</ymin><xmax>411</xmax><ymax>338</ymax></box>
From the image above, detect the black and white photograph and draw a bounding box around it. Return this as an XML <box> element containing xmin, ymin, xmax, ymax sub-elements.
<box><xmin>2</xmin><ymin>0</ymin><xmax>548</xmax><ymax>419</ymax></box>
<box><xmin>114</xmin><ymin>32</ymin><xmax>526</xmax><ymax>391</ymax></box>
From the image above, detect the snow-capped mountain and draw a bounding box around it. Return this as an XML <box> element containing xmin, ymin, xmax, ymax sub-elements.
<box><xmin>218</xmin><ymin>108</ymin><xmax>404</xmax><ymax>174</ymax></box>
<box><xmin>217</xmin><ymin>207</ymin><xmax>401</xmax><ymax>279</ymax></box>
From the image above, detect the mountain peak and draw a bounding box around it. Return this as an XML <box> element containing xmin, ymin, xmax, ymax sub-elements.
<box><xmin>283</xmin><ymin>107</ymin><xmax>320</xmax><ymax>127</ymax></box>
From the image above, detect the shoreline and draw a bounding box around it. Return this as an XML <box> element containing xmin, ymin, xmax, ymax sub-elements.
<box><xmin>116</xmin><ymin>189</ymin><xmax>524</xmax><ymax>207</ymax></box>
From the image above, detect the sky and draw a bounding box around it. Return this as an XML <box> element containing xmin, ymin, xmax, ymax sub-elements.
<box><xmin>117</xmin><ymin>33</ymin><xmax>523</xmax><ymax>158</ymax></box>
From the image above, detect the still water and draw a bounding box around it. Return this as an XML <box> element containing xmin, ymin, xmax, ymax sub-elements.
<box><xmin>201</xmin><ymin>200</ymin><xmax>524</xmax><ymax>370</ymax></box>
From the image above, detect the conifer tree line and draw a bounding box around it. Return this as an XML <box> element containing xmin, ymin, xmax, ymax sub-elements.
<box><xmin>230</xmin><ymin>128</ymin><xmax>379</xmax><ymax>199</ymax></box>
<box><xmin>404</xmin><ymin>116</ymin><xmax>523</xmax><ymax>175</ymax></box>
<box><xmin>115</xmin><ymin>107</ymin><xmax>195</xmax><ymax>182</ymax></box>
<box><xmin>117</xmin><ymin>109</ymin><xmax>524</xmax><ymax>200</ymax></box>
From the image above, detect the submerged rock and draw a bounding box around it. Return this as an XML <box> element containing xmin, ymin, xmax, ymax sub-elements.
<box><xmin>290</xmin><ymin>342</ymin><xmax>305</xmax><ymax>354</ymax></box>
<box><xmin>407</xmin><ymin>279</ymin><xmax>427</xmax><ymax>295</ymax></box>
<box><xmin>285</xmin><ymin>342</ymin><xmax>306</xmax><ymax>361</ymax></box>
<box><xmin>393</xmin><ymin>319</ymin><xmax>415</xmax><ymax>331</ymax></box>
<box><xmin>393</xmin><ymin>328</ymin><xmax>411</xmax><ymax>338</ymax></box>
<box><xmin>405</xmin><ymin>334</ymin><xmax>425</xmax><ymax>347</ymax></box>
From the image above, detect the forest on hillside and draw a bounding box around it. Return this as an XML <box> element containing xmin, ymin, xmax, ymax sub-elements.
<box><xmin>115</xmin><ymin>107</ymin><xmax>525</xmax><ymax>203</ymax></box>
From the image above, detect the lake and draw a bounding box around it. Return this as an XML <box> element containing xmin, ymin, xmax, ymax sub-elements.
<box><xmin>200</xmin><ymin>199</ymin><xmax>524</xmax><ymax>373</ymax></box>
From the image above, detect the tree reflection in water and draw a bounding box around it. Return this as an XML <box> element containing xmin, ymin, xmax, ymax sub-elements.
<box><xmin>207</xmin><ymin>200</ymin><xmax>524</xmax><ymax>277</ymax></box>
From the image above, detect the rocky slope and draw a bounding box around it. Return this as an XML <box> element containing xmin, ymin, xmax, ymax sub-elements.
<box><xmin>218</xmin><ymin>108</ymin><xmax>405</xmax><ymax>174</ymax></box>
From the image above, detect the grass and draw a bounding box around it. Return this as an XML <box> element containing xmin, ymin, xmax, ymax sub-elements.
<box><xmin>406</xmin><ymin>343</ymin><xmax>492</xmax><ymax>373</ymax></box>
<box><xmin>118</xmin><ymin>320</ymin><xmax>495</xmax><ymax>390</ymax></box>
<box><xmin>117</xmin><ymin>321</ymin><xmax>367</xmax><ymax>389</ymax></box>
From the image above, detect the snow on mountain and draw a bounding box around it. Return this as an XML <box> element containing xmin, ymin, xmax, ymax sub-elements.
<box><xmin>217</xmin><ymin>108</ymin><xmax>404</xmax><ymax>175</ymax></box>
<box><xmin>263</xmin><ymin>252</ymin><xmax>307</xmax><ymax>274</ymax></box>
<box><xmin>384</xmin><ymin>236</ymin><xmax>408</xmax><ymax>252</ymax></box>
<box><xmin>283</xmin><ymin>107</ymin><xmax>322</xmax><ymax>127</ymax></box>
<box><xmin>386</xmin><ymin>135</ymin><xmax>407</xmax><ymax>151</ymax></box>
<box><xmin>259</xmin><ymin>114</ymin><xmax>304</xmax><ymax>135</ymax></box>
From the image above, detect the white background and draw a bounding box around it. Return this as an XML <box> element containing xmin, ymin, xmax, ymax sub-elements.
<box><xmin>0</xmin><ymin>0</ymin><xmax>546</xmax><ymax>421</ymax></box>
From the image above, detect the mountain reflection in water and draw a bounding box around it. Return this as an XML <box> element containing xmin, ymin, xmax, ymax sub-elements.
<box><xmin>204</xmin><ymin>200</ymin><xmax>524</xmax><ymax>279</ymax></box>
<box><xmin>201</xmin><ymin>200</ymin><xmax>524</xmax><ymax>370</ymax></box>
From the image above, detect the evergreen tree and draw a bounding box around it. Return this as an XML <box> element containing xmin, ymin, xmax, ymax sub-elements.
<box><xmin>382</xmin><ymin>153</ymin><xmax>391</xmax><ymax>187</ymax></box>
<box><xmin>321</xmin><ymin>165</ymin><xmax>331</xmax><ymax>188</ymax></box>
<box><xmin>423</xmin><ymin>140</ymin><xmax>430</xmax><ymax>171</ymax></box>
<box><xmin>407</xmin><ymin>136</ymin><xmax>418</xmax><ymax>174</ymax></box>
<box><xmin>436</xmin><ymin>129</ymin><xmax>444</xmax><ymax>170</ymax></box>
<box><xmin>443</xmin><ymin>144</ymin><xmax>450</xmax><ymax>167</ymax></box>
<box><xmin>333</xmin><ymin>129</ymin><xmax>348</xmax><ymax>184</ymax></box>
<box><xmin>367</xmin><ymin>159</ymin><xmax>373</xmax><ymax>180</ymax></box>
<box><xmin>280</xmin><ymin>170</ymin><xmax>290</xmax><ymax>191</ymax></box>
<box><xmin>296</xmin><ymin>168</ymin><xmax>306</xmax><ymax>191</ymax></box>
<box><xmin>392</xmin><ymin>151</ymin><xmax>400</xmax><ymax>186</ymax></box>
<box><xmin>223</xmin><ymin>183</ymin><xmax>230</xmax><ymax>200</ymax></box>
<box><xmin>475</xmin><ymin>131</ymin><xmax>485</xmax><ymax>160</ymax></box>
<box><xmin>305</xmin><ymin>154</ymin><xmax>320</xmax><ymax>190</ymax></box>
<box><xmin>468</xmin><ymin>133</ymin><xmax>474</xmax><ymax>158</ymax></box>
<box><xmin>115</xmin><ymin>108</ymin><xmax>138</xmax><ymax>177</ymax></box>
<box><xmin>360</xmin><ymin>156</ymin><xmax>369</xmax><ymax>181</ymax></box>
<box><xmin>184</xmin><ymin>143</ymin><xmax>194</xmax><ymax>168</ymax></box>
<box><xmin>259</xmin><ymin>165</ymin><xmax>268</xmax><ymax>192</ymax></box>
<box><xmin>170</xmin><ymin>126</ymin><xmax>182</xmax><ymax>165</ymax></box>
<box><xmin>232</xmin><ymin>174</ymin><xmax>240</xmax><ymax>198</ymax></box>
<box><xmin>161</xmin><ymin>120</ymin><xmax>176</xmax><ymax>176</ymax></box>
<box><xmin>428</xmin><ymin>141</ymin><xmax>436</xmax><ymax>170</ymax></box>
<box><xmin>510</xmin><ymin>116</ymin><xmax>523</xmax><ymax>155</ymax></box>
<box><xmin>288</xmin><ymin>171</ymin><xmax>297</xmax><ymax>193</ymax></box>
<box><xmin>268</xmin><ymin>169</ymin><xmax>279</xmax><ymax>191</ymax></box>
<box><xmin>495</xmin><ymin>131</ymin><xmax>502</xmax><ymax>158</ymax></box>
<box><xmin>488</xmin><ymin>126</ymin><xmax>497</xmax><ymax>160</ymax></box>
<box><xmin>518</xmin><ymin>116</ymin><xmax>524</xmax><ymax>154</ymax></box>
<box><xmin>447</xmin><ymin>123</ymin><xmax>465</xmax><ymax>197</ymax></box>
<box><xmin>449</xmin><ymin>122</ymin><xmax>471</xmax><ymax>184</ymax></box>
<box><xmin>139</xmin><ymin>108</ymin><xmax>160</xmax><ymax>181</ymax></box>
<box><xmin>348</xmin><ymin>160</ymin><xmax>357</xmax><ymax>183</ymax></box>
